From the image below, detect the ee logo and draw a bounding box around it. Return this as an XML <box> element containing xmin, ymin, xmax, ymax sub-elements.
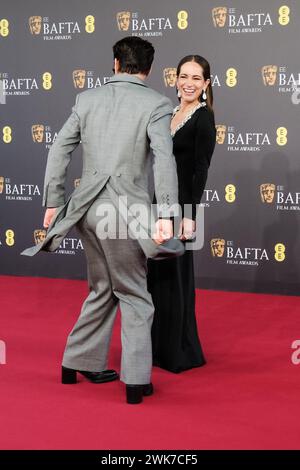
<box><xmin>3</xmin><ymin>126</ymin><xmax>12</xmax><ymax>143</ymax></box>
<box><xmin>225</xmin><ymin>184</ymin><xmax>236</xmax><ymax>203</ymax></box>
<box><xmin>177</xmin><ymin>11</ymin><xmax>188</xmax><ymax>30</ymax></box>
<box><xmin>42</xmin><ymin>72</ymin><xmax>52</xmax><ymax>90</ymax></box>
<box><xmin>276</xmin><ymin>127</ymin><xmax>287</xmax><ymax>146</ymax></box>
<box><xmin>85</xmin><ymin>15</ymin><xmax>95</xmax><ymax>33</ymax></box>
<box><xmin>275</xmin><ymin>243</ymin><xmax>286</xmax><ymax>262</ymax></box>
<box><xmin>278</xmin><ymin>6</ymin><xmax>290</xmax><ymax>26</ymax></box>
<box><xmin>0</xmin><ymin>19</ymin><xmax>9</xmax><ymax>37</ymax></box>
<box><xmin>6</xmin><ymin>229</ymin><xmax>15</xmax><ymax>247</ymax></box>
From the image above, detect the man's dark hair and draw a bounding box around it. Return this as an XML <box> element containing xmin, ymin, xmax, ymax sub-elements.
<box><xmin>113</xmin><ymin>36</ymin><xmax>155</xmax><ymax>75</ymax></box>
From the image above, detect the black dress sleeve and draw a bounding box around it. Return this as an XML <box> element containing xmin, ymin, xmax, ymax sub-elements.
<box><xmin>192</xmin><ymin>108</ymin><xmax>216</xmax><ymax>220</ymax></box>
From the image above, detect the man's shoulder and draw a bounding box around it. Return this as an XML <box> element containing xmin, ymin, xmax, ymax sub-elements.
<box><xmin>76</xmin><ymin>87</ymin><xmax>103</xmax><ymax>102</ymax></box>
<box><xmin>145</xmin><ymin>86</ymin><xmax>172</xmax><ymax>103</ymax></box>
<box><xmin>75</xmin><ymin>82</ymin><xmax>173</xmax><ymax>112</ymax></box>
<box><xmin>142</xmin><ymin>87</ymin><xmax>173</xmax><ymax>113</ymax></box>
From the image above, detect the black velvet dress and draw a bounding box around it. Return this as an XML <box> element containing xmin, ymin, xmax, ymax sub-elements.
<box><xmin>147</xmin><ymin>104</ymin><xmax>216</xmax><ymax>373</ymax></box>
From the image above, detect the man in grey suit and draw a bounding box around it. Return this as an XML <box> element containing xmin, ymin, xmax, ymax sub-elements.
<box><xmin>22</xmin><ymin>36</ymin><xmax>183</xmax><ymax>404</ymax></box>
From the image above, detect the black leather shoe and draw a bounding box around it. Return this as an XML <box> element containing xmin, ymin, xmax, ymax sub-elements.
<box><xmin>143</xmin><ymin>383</ymin><xmax>154</xmax><ymax>396</ymax></box>
<box><xmin>62</xmin><ymin>366</ymin><xmax>119</xmax><ymax>384</ymax></box>
<box><xmin>126</xmin><ymin>383</ymin><xmax>154</xmax><ymax>404</ymax></box>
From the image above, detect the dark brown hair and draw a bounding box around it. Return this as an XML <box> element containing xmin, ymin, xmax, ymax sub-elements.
<box><xmin>113</xmin><ymin>36</ymin><xmax>154</xmax><ymax>75</ymax></box>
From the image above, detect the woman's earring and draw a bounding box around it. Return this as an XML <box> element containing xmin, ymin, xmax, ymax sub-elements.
<box><xmin>202</xmin><ymin>90</ymin><xmax>207</xmax><ymax>101</ymax></box>
<box><xmin>177</xmin><ymin>89</ymin><xmax>181</xmax><ymax>98</ymax></box>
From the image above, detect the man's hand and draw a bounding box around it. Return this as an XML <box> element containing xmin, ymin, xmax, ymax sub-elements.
<box><xmin>152</xmin><ymin>219</ymin><xmax>173</xmax><ymax>245</ymax></box>
<box><xmin>177</xmin><ymin>217</ymin><xmax>196</xmax><ymax>241</ymax></box>
<box><xmin>43</xmin><ymin>208</ymin><xmax>57</xmax><ymax>229</ymax></box>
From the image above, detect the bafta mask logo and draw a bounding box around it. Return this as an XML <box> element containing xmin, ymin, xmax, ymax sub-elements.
<box><xmin>212</xmin><ymin>7</ymin><xmax>227</xmax><ymax>28</ymax></box>
<box><xmin>29</xmin><ymin>16</ymin><xmax>42</xmax><ymax>35</ymax></box>
<box><xmin>73</xmin><ymin>69</ymin><xmax>86</xmax><ymax>89</ymax></box>
<box><xmin>34</xmin><ymin>229</ymin><xmax>47</xmax><ymax>245</ymax></box>
<box><xmin>32</xmin><ymin>124</ymin><xmax>44</xmax><ymax>143</ymax></box>
<box><xmin>74</xmin><ymin>178</ymin><xmax>81</xmax><ymax>188</ymax></box>
<box><xmin>163</xmin><ymin>68</ymin><xmax>177</xmax><ymax>87</ymax></box>
<box><xmin>211</xmin><ymin>238</ymin><xmax>225</xmax><ymax>257</ymax></box>
<box><xmin>116</xmin><ymin>11</ymin><xmax>131</xmax><ymax>31</ymax></box>
<box><xmin>260</xmin><ymin>183</ymin><xmax>275</xmax><ymax>204</ymax></box>
<box><xmin>0</xmin><ymin>176</ymin><xmax>4</xmax><ymax>194</ymax></box>
<box><xmin>262</xmin><ymin>65</ymin><xmax>278</xmax><ymax>86</ymax></box>
<box><xmin>216</xmin><ymin>125</ymin><xmax>226</xmax><ymax>144</ymax></box>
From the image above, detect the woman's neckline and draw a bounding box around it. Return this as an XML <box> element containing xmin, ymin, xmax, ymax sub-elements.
<box><xmin>171</xmin><ymin>102</ymin><xmax>206</xmax><ymax>137</ymax></box>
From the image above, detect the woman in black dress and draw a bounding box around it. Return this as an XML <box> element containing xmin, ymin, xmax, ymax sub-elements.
<box><xmin>148</xmin><ymin>55</ymin><xmax>216</xmax><ymax>373</ymax></box>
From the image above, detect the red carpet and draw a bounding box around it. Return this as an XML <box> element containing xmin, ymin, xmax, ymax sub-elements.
<box><xmin>0</xmin><ymin>274</ymin><xmax>299</xmax><ymax>450</ymax></box>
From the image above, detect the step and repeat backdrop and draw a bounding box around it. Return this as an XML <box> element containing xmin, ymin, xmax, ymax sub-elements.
<box><xmin>1</xmin><ymin>0</ymin><xmax>299</xmax><ymax>294</ymax></box>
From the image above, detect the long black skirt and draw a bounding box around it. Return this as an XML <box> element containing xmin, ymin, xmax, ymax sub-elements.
<box><xmin>147</xmin><ymin>250</ymin><xmax>206</xmax><ymax>373</ymax></box>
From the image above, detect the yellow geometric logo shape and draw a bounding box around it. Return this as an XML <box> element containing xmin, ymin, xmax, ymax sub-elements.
<box><xmin>278</xmin><ymin>5</ymin><xmax>290</xmax><ymax>26</ymax></box>
<box><xmin>3</xmin><ymin>126</ymin><xmax>12</xmax><ymax>143</ymax></box>
<box><xmin>6</xmin><ymin>229</ymin><xmax>15</xmax><ymax>247</ymax></box>
<box><xmin>225</xmin><ymin>184</ymin><xmax>236</xmax><ymax>203</ymax></box>
<box><xmin>177</xmin><ymin>10</ymin><xmax>188</xmax><ymax>30</ymax></box>
<box><xmin>0</xmin><ymin>19</ymin><xmax>9</xmax><ymax>37</ymax></box>
<box><xmin>226</xmin><ymin>68</ymin><xmax>237</xmax><ymax>87</ymax></box>
<box><xmin>275</xmin><ymin>243</ymin><xmax>286</xmax><ymax>262</ymax></box>
<box><xmin>276</xmin><ymin>127</ymin><xmax>287</xmax><ymax>146</ymax></box>
<box><xmin>85</xmin><ymin>15</ymin><xmax>95</xmax><ymax>33</ymax></box>
<box><xmin>42</xmin><ymin>72</ymin><xmax>52</xmax><ymax>90</ymax></box>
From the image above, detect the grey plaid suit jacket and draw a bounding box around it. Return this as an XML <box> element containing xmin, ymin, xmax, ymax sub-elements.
<box><xmin>21</xmin><ymin>73</ymin><xmax>184</xmax><ymax>259</ymax></box>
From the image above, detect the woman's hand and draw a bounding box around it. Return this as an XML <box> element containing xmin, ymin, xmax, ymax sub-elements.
<box><xmin>177</xmin><ymin>217</ymin><xmax>196</xmax><ymax>241</ymax></box>
<box><xmin>43</xmin><ymin>208</ymin><xmax>57</xmax><ymax>229</ymax></box>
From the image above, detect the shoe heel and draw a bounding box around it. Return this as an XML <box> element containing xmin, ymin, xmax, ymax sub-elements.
<box><xmin>126</xmin><ymin>385</ymin><xmax>143</xmax><ymax>404</ymax></box>
<box><xmin>143</xmin><ymin>383</ymin><xmax>154</xmax><ymax>396</ymax></box>
<box><xmin>62</xmin><ymin>366</ymin><xmax>77</xmax><ymax>384</ymax></box>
